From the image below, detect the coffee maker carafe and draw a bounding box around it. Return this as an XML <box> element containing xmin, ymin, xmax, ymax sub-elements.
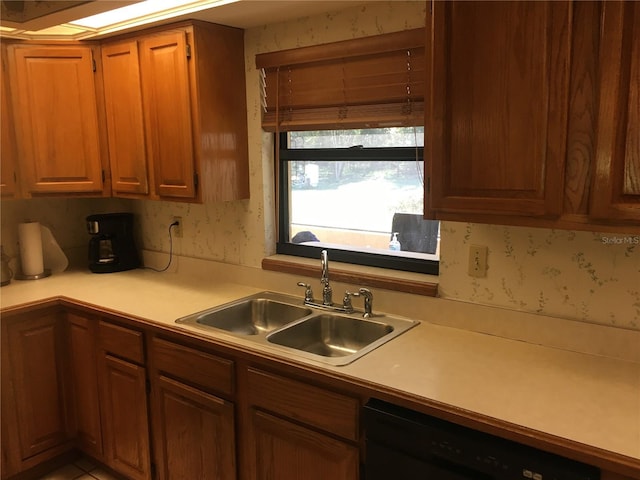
<box><xmin>87</xmin><ymin>213</ymin><xmax>140</xmax><ymax>273</ymax></box>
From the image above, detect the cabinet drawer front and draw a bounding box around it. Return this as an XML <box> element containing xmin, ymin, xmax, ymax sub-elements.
<box><xmin>98</xmin><ymin>321</ymin><xmax>144</xmax><ymax>364</ymax></box>
<box><xmin>247</xmin><ymin>368</ymin><xmax>358</xmax><ymax>441</ymax></box>
<box><xmin>151</xmin><ymin>338</ymin><xmax>234</xmax><ymax>396</ymax></box>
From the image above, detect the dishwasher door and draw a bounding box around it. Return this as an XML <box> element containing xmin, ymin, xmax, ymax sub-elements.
<box><xmin>366</xmin><ymin>439</ymin><xmax>488</xmax><ymax>480</ymax></box>
<box><xmin>362</xmin><ymin>399</ymin><xmax>600</xmax><ymax>480</ymax></box>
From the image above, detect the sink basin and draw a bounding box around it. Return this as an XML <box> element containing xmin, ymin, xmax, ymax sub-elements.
<box><xmin>267</xmin><ymin>314</ymin><xmax>393</xmax><ymax>358</ymax></box>
<box><xmin>176</xmin><ymin>293</ymin><xmax>312</xmax><ymax>335</ymax></box>
<box><xmin>175</xmin><ymin>291</ymin><xmax>418</xmax><ymax>366</ymax></box>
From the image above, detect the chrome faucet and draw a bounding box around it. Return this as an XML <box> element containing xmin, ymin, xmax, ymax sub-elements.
<box><xmin>320</xmin><ymin>249</ymin><xmax>333</xmax><ymax>305</ymax></box>
<box><xmin>295</xmin><ymin>250</ymin><xmax>373</xmax><ymax>317</ymax></box>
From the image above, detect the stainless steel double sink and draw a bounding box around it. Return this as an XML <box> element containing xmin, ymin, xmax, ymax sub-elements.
<box><xmin>175</xmin><ymin>291</ymin><xmax>418</xmax><ymax>366</ymax></box>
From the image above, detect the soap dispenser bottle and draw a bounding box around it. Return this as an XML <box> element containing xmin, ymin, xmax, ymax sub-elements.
<box><xmin>389</xmin><ymin>232</ymin><xmax>401</xmax><ymax>251</ymax></box>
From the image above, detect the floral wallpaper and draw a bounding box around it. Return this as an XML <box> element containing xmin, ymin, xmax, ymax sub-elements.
<box><xmin>438</xmin><ymin>222</ymin><xmax>640</xmax><ymax>330</ymax></box>
<box><xmin>1</xmin><ymin>2</ymin><xmax>638</xmax><ymax>332</ymax></box>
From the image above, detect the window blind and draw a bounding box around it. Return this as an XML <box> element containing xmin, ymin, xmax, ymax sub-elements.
<box><xmin>256</xmin><ymin>28</ymin><xmax>425</xmax><ymax>131</ymax></box>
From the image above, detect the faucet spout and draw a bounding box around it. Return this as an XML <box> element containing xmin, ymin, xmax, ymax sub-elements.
<box><xmin>320</xmin><ymin>250</ymin><xmax>332</xmax><ymax>305</ymax></box>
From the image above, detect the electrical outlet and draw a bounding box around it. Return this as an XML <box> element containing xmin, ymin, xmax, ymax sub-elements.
<box><xmin>468</xmin><ymin>244</ymin><xmax>488</xmax><ymax>277</ymax></box>
<box><xmin>172</xmin><ymin>216</ymin><xmax>183</xmax><ymax>238</ymax></box>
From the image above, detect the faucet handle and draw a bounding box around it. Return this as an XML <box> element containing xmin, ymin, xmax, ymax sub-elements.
<box><xmin>342</xmin><ymin>290</ymin><xmax>360</xmax><ymax>312</ymax></box>
<box><xmin>358</xmin><ymin>287</ymin><xmax>373</xmax><ymax>317</ymax></box>
<box><xmin>297</xmin><ymin>282</ymin><xmax>314</xmax><ymax>303</ymax></box>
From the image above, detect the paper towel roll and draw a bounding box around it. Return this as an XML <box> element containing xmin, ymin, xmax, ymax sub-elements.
<box><xmin>41</xmin><ymin>225</ymin><xmax>68</xmax><ymax>273</ymax></box>
<box><xmin>18</xmin><ymin>222</ymin><xmax>44</xmax><ymax>276</ymax></box>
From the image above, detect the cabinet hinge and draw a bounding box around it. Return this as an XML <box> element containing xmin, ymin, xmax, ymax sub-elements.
<box><xmin>101</xmin><ymin>170</ymin><xmax>106</xmax><ymax>183</ymax></box>
<box><xmin>426</xmin><ymin>176</ymin><xmax>430</xmax><ymax>193</ymax></box>
<box><xmin>145</xmin><ymin>378</ymin><xmax>151</xmax><ymax>394</ymax></box>
<box><xmin>92</xmin><ymin>55</ymin><xmax>97</xmax><ymax>72</ymax></box>
<box><xmin>186</xmin><ymin>44</ymin><xmax>192</xmax><ymax>59</ymax></box>
<box><xmin>193</xmin><ymin>172</ymin><xmax>199</xmax><ymax>189</ymax></box>
<box><xmin>150</xmin><ymin>462</ymin><xmax>157</xmax><ymax>479</ymax></box>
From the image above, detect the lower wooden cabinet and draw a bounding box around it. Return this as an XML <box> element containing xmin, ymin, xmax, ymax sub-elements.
<box><xmin>1</xmin><ymin>304</ymin><xmax>634</xmax><ymax>480</ymax></box>
<box><xmin>153</xmin><ymin>375</ymin><xmax>236</xmax><ymax>480</ymax></box>
<box><xmin>67</xmin><ymin>313</ymin><xmax>102</xmax><ymax>457</ymax></box>
<box><xmin>1</xmin><ymin>308</ymin><xmax>73</xmax><ymax>477</ymax></box>
<box><xmin>99</xmin><ymin>355</ymin><xmax>151</xmax><ymax>480</ymax></box>
<box><xmin>250</xmin><ymin>409</ymin><xmax>358</xmax><ymax>480</ymax></box>
<box><xmin>149</xmin><ymin>336</ymin><xmax>236</xmax><ymax>480</ymax></box>
<box><xmin>97</xmin><ymin>321</ymin><xmax>151</xmax><ymax>480</ymax></box>
<box><xmin>246</xmin><ymin>368</ymin><xmax>360</xmax><ymax>480</ymax></box>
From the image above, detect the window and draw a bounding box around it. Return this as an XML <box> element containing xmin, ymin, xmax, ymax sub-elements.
<box><xmin>277</xmin><ymin>128</ymin><xmax>438</xmax><ymax>275</ymax></box>
<box><xmin>256</xmin><ymin>28</ymin><xmax>438</xmax><ymax>275</ymax></box>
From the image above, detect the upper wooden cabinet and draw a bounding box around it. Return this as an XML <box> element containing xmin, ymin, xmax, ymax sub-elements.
<box><xmin>1</xmin><ymin>45</ymin><xmax>19</xmax><ymax>198</ymax></box>
<box><xmin>6</xmin><ymin>43</ymin><xmax>108</xmax><ymax>196</ymax></box>
<box><xmin>590</xmin><ymin>1</ymin><xmax>640</xmax><ymax>222</ymax></box>
<box><xmin>101</xmin><ymin>21</ymin><xmax>250</xmax><ymax>202</ymax></box>
<box><xmin>426</xmin><ymin>1</ymin><xmax>570</xmax><ymax>219</ymax></box>
<box><xmin>425</xmin><ymin>1</ymin><xmax>640</xmax><ymax>231</ymax></box>
<box><xmin>101</xmin><ymin>40</ymin><xmax>149</xmax><ymax>196</ymax></box>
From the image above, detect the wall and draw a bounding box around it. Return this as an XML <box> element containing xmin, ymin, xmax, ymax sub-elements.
<box><xmin>1</xmin><ymin>1</ymin><xmax>638</xmax><ymax>332</ymax></box>
<box><xmin>439</xmin><ymin>223</ymin><xmax>640</xmax><ymax>330</ymax></box>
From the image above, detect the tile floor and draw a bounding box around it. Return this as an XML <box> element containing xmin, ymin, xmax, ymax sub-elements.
<box><xmin>37</xmin><ymin>457</ymin><xmax>122</xmax><ymax>480</ymax></box>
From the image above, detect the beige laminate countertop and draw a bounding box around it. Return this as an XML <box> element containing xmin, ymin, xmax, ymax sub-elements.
<box><xmin>1</xmin><ymin>265</ymin><xmax>639</xmax><ymax>471</ymax></box>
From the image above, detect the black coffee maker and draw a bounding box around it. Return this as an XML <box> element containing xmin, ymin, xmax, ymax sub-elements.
<box><xmin>87</xmin><ymin>213</ymin><xmax>140</xmax><ymax>273</ymax></box>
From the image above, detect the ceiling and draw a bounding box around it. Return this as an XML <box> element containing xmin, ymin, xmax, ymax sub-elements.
<box><xmin>0</xmin><ymin>0</ymin><xmax>371</xmax><ymax>40</ymax></box>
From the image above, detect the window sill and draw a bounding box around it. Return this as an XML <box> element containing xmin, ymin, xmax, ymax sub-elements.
<box><xmin>262</xmin><ymin>254</ymin><xmax>438</xmax><ymax>297</ymax></box>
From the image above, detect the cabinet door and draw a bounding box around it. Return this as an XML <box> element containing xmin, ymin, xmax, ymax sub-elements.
<box><xmin>100</xmin><ymin>354</ymin><xmax>151</xmax><ymax>480</ymax></box>
<box><xmin>10</xmin><ymin>45</ymin><xmax>105</xmax><ymax>194</ymax></box>
<box><xmin>153</xmin><ymin>375</ymin><xmax>236</xmax><ymax>480</ymax></box>
<box><xmin>102</xmin><ymin>40</ymin><xmax>149</xmax><ymax>196</ymax></box>
<box><xmin>250</xmin><ymin>410</ymin><xmax>358</xmax><ymax>480</ymax></box>
<box><xmin>1</xmin><ymin>45</ymin><xmax>18</xmax><ymax>198</ymax></box>
<box><xmin>6</xmin><ymin>313</ymin><xmax>72</xmax><ymax>460</ymax></box>
<box><xmin>590</xmin><ymin>1</ymin><xmax>640</xmax><ymax>222</ymax></box>
<box><xmin>67</xmin><ymin>313</ymin><xmax>103</xmax><ymax>458</ymax></box>
<box><xmin>426</xmin><ymin>1</ymin><xmax>571</xmax><ymax>219</ymax></box>
<box><xmin>139</xmin><ymin>31</ymin><xmax>196</xmax><ymax>199</ymax></box>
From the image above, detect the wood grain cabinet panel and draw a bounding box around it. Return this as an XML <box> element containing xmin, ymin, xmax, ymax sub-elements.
<box><xmin>5</xmin><ymin>312</ymin><xmax>73</xmax><ymax>461</ymax></box>
<box><xmin>101</xmin><ymin>40</ymin><xmax>149</xmax><ymax>195</ymax></box>
<box><xmin>426</xmin><ymin>1</ymin><xmax>571</xmax><ymax>219</ymax></box>
<box><xmin>101</xmin><ymin>21</ymin><xmax>249</xmax><ymax>203</ymax></box>
<box><xmin>250</xmin><ymin>410</ymin><xmax>358</xmax><ymax>480</ymax></box>
<box><xmin>246</xmin><ymin>368</ymin><xmax>359</xmax><ymax>441</ymax></box>
<box><xmin>7</xmin><ymin>44</ymin><xmax>106</xmax><ymax>195</ymax></box>
<box><xmin>67</xmin><ymin>313</ymin><xmax>102</xmax><ymax>458</ymax></box>
<box><xmin>590</xmin><ymin>1</ymin><xmax>640</xmax><ymax>222</ymax></box>
<box><xmin>152</xmin><ymin>375</ymin><xmax>236</xmax><ymax>480</ymax></box>
<box><xmin>245</xmin><ymin>368</ymin><xmax>359</xmax><ymax>480</ymax></box>
<box><xmin>1</xmin><ymin>44</ymin><xmax>18</xmax><ymax>198</ymax></box>
<box><xmin>99</xmin><ymin>354</ymin><xmax>152</xmax><ymax>480</ymax></box>
<box><xmin>151</xmin><ymin>337</ymin><xmax>234</xmax><ymax>396</ymax></box>
<box><xmin>139</xmin><ymin>30</ymin><xmax>196</xmax><ymax>199</ymax></box>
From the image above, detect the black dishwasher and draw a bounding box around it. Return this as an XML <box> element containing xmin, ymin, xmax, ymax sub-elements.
<box><xmin>363</xmin><ymin>399</ymin><xmax>600</xmax><ymax>480</ymax></box>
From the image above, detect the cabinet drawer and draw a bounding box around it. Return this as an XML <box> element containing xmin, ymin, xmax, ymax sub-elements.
<box><xmin>247</xmin><ymin>368</ymin><xmax>358</xmax><ymax>441</ymax></box>
<box><xmin>98</xmin><ymin>321</ymin><xmax>144</xmax><ymax>364</ymax></box>
<box><xmin>151</xmin><ymin>338</ymin><xmax>234</xmax><ymax>396</ymax></box>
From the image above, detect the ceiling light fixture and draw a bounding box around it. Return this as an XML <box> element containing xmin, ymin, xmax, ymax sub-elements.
<box><xmin>70</xmin><ymin>0</ymin><xmax>239</xmax><ymax>32</ymax></box>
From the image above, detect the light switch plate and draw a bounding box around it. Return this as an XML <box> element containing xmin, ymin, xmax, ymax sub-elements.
<box><xmin>468</xmin><ymin>245</ymin><xmax>488</xmax><ymax>277</ymax></box>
